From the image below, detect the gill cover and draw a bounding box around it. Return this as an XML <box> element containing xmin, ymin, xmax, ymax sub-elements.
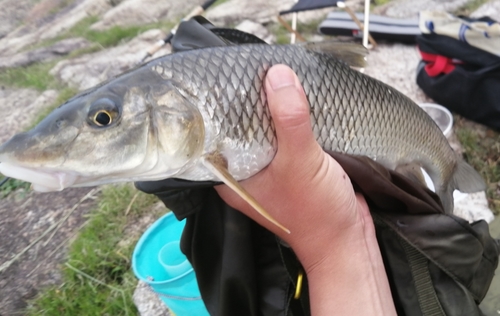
<box><xmin>146</xmin><ymin>80</ymin><xmax>205</xmax><ymax>176</ymax></box>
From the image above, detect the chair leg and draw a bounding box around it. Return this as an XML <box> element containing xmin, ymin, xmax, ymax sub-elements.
<box><xmin>338</xmin><ymin>2</ymin><xmax>377</xmax><ymax>47</ymax></box>
<box><xmin>277</xmin><ymin>15</ymin><xmax>306</xmax><ymax>43</ymax></box>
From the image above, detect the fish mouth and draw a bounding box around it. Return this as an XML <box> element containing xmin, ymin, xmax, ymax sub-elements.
<box><xmin>0</xmin><ymin>162</ymin><xmax>79</xmax><ymax>192</ymax></box>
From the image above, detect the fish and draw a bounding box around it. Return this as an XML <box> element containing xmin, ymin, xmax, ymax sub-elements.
<box><xmin>0</xmin><ymin>42</ymin><xmax>486</xmax><ymax>233</ymax></box>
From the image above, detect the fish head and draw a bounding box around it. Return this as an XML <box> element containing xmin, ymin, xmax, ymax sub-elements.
<box><xmin>0</xmin><ymin>68</ymin><xmax>205</xmax><ymax>191</ymax></box>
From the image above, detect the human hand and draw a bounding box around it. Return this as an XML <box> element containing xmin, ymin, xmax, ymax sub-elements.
<box><xmin>215</xmin><ymin>64</ymin><xmax>369</xmax><ymax>269</ymax></box>
<box><xmin>215</xmin><ymin>65</ymin><xmax>396</xmax><ymax>315</ymax></box>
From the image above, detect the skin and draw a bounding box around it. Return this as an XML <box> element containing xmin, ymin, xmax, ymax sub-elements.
<box><xmin>215</xmin><ymin>65</ymin><xmax>397</xmax><ymax>315</ymax></box>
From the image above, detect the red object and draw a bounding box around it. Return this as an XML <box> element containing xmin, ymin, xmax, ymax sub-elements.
<box><xmin>419</xmin><ymin>49</ymin><xmax>456</xmax><ymax>77</ymax></box>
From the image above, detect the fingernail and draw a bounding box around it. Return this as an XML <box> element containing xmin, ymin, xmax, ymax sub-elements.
<box><xmin>267</xmin><ymin>66</ymin><xmax>297</xmax><ymax>91</ymax></box>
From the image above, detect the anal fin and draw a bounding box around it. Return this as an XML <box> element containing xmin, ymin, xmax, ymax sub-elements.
<box><xmin>202</xmin><ymin>153</ymin><xmax>290</xmax><ymax>234</ymax></box>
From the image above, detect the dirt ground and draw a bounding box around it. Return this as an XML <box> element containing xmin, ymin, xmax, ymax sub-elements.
<box><xmin>0</xmin><ymin>187</ymin><xmax>98</xmax><ymax>315</ymax></box>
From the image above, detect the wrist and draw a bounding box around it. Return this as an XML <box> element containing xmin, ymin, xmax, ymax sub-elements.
<box><xmin>299</xmin><ymin>194</ymin><xmax>396</xmax><ymax>315</ymax></box>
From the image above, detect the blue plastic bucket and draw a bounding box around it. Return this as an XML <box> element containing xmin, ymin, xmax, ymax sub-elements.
<box><xmin>132</xmin><ymin>212</ymin><xmax>209</xmax><ymax>315</ymax></box>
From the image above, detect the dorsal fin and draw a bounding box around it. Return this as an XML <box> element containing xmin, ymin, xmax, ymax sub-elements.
<box><xmin>299</xmin><ymin>41</ymin><xmax>367</xmax><ymax>67</ymax></box>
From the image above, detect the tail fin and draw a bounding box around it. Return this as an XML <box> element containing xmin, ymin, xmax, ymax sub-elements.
<box><xmin>439</xmin><ymin>160</ymin><xmax>486</xmax><ymax>214</ymax></box>
<box><xmin>452</xmin><ymin>160</ymin><xmax>486</xmax><ymax>193</ymax></box>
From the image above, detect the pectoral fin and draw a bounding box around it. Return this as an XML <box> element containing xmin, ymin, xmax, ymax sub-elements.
<box><xmin>202</xmin><ymin>153</ymin><xmax>290</xmax><ymax>234</ymax></box>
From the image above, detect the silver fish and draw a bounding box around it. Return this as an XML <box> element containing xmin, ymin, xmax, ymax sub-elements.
<box><xmin>0</xmin><ymin>43</ymin><xmax>485</xmax><ymax>233</ymax></box>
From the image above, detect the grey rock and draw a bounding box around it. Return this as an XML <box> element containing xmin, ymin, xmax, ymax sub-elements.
<box><xmin>471</xmin><ymin>0</ymin><xmax>500</xmax><ymax>20</ymax></box>
<box><xmin>0</xmin><ymin>0</ymin><xmax>111</xmax><ymax>57</ymax></box>
<box><xmin>0</xmin><ymin>37</ymin><xmax>91</xmax><ymax>69</ymax></box>
<box><xmin>236</xmin><ymin>20</ymin><xmax>275</xmax><ymax>43</ymax></box>
<box><xmin>50</xmin><ymin>37</ymin><xmax>90</xmax><ymax>54</ymax></box>
<box><xmin>133</xmin><ymin>281</ymin><xmax>171</xmax><ymax>316</ymax></box>
<box><xmin>50</xmin><ymin>29</ymin><xmax>169</xmax><ymax>91</ymax></box>
<box><xmin>373</xmin><ymin>0</ymin><xmax>470</xmax><ymax>18</ymax></box>
<box><xmin>90</xmin><ymin>0</ymin><xmax>205</xmax><ymax>30</ymax></box>
<box><xmin>0</xmin><ymin>0</ymin><xmax>33</xmax><ymax>38</ymax></box>
<box><xmin>206</xmin><ymin>0</ymin><xmax>296</xmax><ymax>24</ymax></box>
<box><xmin>364</xmin><ymin>44</ymin><xmax>430</xmax><ymax>104</ymax></box>
<box><xmin>0</xmin><ymin>88</ymin><xmax>59</xmax><ymax>143</ymax></box>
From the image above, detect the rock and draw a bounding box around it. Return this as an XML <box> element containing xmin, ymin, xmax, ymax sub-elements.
<box><xmin>471</xmin><ymin>0</ymin><xmax>500</xmax><ymax>20</ymax></box>
<box><xmin>453</xmin><ymin>191</ymin><xmax>495</xmax><ymax>223</ymax></box>
<box><xmin>0</xmin><ymin>0</ymin><xmax>111</xmax><ymax>57</ymax></box>
<box><xmin>24</xmin><ymin>0</ymin><xmax>71</xmax><ymax>25</ymax></box>
<box><xmin>208</xmin><ymin>0</ymin><xmax>357</xmax><ymax>26</ymax></box>
<box><xmin>0</xmin><ymin>38</ymin><xmax>91</xmax><ymax>69</ymax></box>
<box><xmin>133</xmin><ymin>281</ymin><xmax>171</xmax><ymax>316</ymax></box>
<box><xmin>373</xmin><ymin>0</ymin><xmax>470</xmax><ymax>18</ymax></box>
<box><xmin>90</xmin><ymin>0</ymin><xmax>204</xmax><ymax>30</ymax></box>
<box><xmin>0</xmin><ymin>88</ymin><xmax>59</xmax><ymax>143</ymax></box>
<box><xmin>50</xmin><ymin>29</ymin><xmax>169</xmax><ymax>90</ymax></box>
<box><xmin>364</xmin><ymin>44</ymin><xmax>430</xmax><ymax>103</ymax></box>
<box><xmin>0</xmin><ymin>0</ymin><xmax>34</xmax><ymax>39</ymax></box>
<box><xmin>206</xmin><ymin>0</ymin><xmax>296</xmax><ymax>24</ymax></box>
<box><xmin>236</xmin><ymin>20</ymin><xmax>275</xmax><ymax>43</ymax></box>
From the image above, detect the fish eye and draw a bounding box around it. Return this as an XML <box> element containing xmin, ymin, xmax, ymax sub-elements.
<box><xmin>93</xmin><ymin>110</ymin><xmax>112</xmax><ymax>126</ymax></box>
<box><xmin>87</xmin><ymin>98</ymin><xmax>120</xmax><ymax>128</ymax></box>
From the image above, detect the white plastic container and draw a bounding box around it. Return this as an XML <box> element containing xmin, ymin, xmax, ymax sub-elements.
<box><xmin>419</xmin><ymin>103</ymin><xmax>453</xmax><ymax>138</ymax></box>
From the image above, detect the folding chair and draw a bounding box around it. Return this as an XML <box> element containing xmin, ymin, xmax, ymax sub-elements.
<box><xmin>278</xmin><ymin>0</ymin><xmax>376</xmax><ymax>47</ymax></box>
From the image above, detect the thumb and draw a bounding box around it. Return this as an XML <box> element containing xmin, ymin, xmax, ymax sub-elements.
<box><xmin>264</xmin><ymin>65</ymin><xmax>323</xmax><ymax>166</ymax></box>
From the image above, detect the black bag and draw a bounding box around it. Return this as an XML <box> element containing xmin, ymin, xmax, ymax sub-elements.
<box><xmin>136</xmin><ymin>18</ymin><xmax>500</xmax><ymax>316</ymax></box>
<box><xmin>416</xmin><ymin>17</ymin><xmax>500</xmax><ymax>131</ymax></box>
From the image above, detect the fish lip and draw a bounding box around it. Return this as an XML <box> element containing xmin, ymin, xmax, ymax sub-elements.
<box><xmin>0</xmin><ymin>162</ymin><xmax>79</xmax><ymax>192</ymax></box>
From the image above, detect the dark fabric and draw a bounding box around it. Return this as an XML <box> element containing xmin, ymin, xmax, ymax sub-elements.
<box><xmin>416</xmin><ymin>31</ymin><xmax>500</xmax><ymax>131</ymax></box>
<box><xmin>135</xmin><ymin>17</ymin><xmax>499</xmax><ymax>316</ymax></box>
<box><xmin>330</xmin><ymin>152</ymin><xmax>498</xmax><ymax>300</ymax></box>
<box><xmin>136</xmin><ymin>180</ymin><xmax>297</xmax><ymax>316</ymax></box>
<box><xmin>417</xmin><ymin>33</ymin><xmax>500</xmax><ymax>68</ymax></box>
<box><xmin>136</xmin><ymin>152</ymin><xmax>499</xmax><ymax>316</ymax></box>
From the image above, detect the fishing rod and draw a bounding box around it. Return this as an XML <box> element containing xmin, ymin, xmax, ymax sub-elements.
<box><xmin>139</xmin><ymin>0</ymin><xmax>218</xmax><ymax>62</ymax></box>
<box><xmin>0</xmin><ymin>177</ymin><xmax>9</xmax><ymax>188</ymax></box>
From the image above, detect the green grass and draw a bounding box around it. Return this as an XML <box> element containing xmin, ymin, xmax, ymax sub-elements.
<box><xmin>268</xmin><ymin>17</ymin><xmax>327</xmax><ymax>44</ymax></box>
<box><xmin>22</xmin><ymin>16</ymin><xmax>127</xmax><ymax>50</ymax></box>
<box><xmin>68</xmin><ymin>17</ymin><xmax>147</xmax><ymax>48</ymax></box>
<box><xmin>28</xmin><ymin>16</ymin><xmax>176</xmax><ymax>53</ymax></box>
<box><xmin>0</xmin><ymin>61</ymin><xmax>59</xmax><ymax>91</ymax></box>
<box><xmin>26</xmin><ymin>184</ymin><xmax>162</xmax><ymax>315</ymax></box>
<box><xmin>2</xmin><ymin>16</ymin><xmax>175</xmax><ymax>92</ymax></box>
<box><xmin>211</xmin><ymin>0</ymin><xmax>231</xmax><ymax>8</ymax></box>
<box><xmin>372</xmin><ymin>0</ymin><xmax>392</xmax><ymax>7</ymax></box>
<box><xmin>455</xmin><ymin>119</ymin><xmax>500</xmax><ymax>214</ymax></box>
<box><xmin>0</xmin><ymin>177</ymin><xmax>31</xmax><ymax>198</ymax></box>
<box><xmin>268</xmin><ymin>22</ymin><xmax>291</xmax><ymax>44</ymax></box>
